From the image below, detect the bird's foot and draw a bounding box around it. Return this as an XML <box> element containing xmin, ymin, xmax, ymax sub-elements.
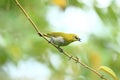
<box><xmin>57</xmin><ymin>47</ymin><xmax>63</xmax><ymax>52</ymax></box>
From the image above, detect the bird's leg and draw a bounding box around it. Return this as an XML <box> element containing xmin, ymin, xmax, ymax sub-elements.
<box><xmin>57</xmin><ymin>46</ymin><xmax>63</xmax><ymax>53</ymax></box>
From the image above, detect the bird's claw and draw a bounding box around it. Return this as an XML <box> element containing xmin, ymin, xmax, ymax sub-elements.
<box><xmin>57</xmin><ymin>47</ymin><xmax>63</xmax><ymax>52</ymax></box>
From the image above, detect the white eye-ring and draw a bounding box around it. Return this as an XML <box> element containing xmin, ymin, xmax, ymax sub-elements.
<box><xmin>74</xmin><ymin>36</ymin><xmax>81</xmax><ymax>41</ymax></box>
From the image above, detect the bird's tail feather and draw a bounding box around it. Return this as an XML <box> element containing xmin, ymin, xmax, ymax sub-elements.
<box><xmin>38</xmin><ymin>33</ymin><xmax>50</xmax><ymax>37</ymax></box>
<box><xmin>43</xmin><ymin>33</ymin><xmax>49</xmax><ymax>37</ymax></box>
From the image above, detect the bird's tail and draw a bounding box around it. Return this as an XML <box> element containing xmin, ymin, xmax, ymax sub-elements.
<box><xmin>38</xmin><ymin>33</ymin><xmax>50</xmax><ymax>37</ymax></box>
<box><xmin>43</xmin><ymin>33</ymin><xmax>49</xmax><ymax>37</ymax></box>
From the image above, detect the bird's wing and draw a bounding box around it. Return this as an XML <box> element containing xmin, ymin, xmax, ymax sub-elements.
<box><xmin>46</xmin><ymin>32</ymin><xmax>65</xmax><ymax>38</ymax></box>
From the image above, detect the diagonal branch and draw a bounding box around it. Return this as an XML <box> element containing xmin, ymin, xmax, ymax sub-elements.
<box><xmin>15</xmin><ymin>0</ymin><xmax>108</xmax><ymax>80</ymax></box>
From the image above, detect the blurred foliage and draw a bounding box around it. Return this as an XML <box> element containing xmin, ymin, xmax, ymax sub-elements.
<box><xmin>68</xmin><ymin>0</ymin><xmax>85</xmax><ymax>8</ymax></box>
<box><xmin>0</xmin><ymin>0</ymin><xmax>120</xmax><ymax>80</ymax></box>
<box><xmin>0</xmin><ymin>47</ymin><xmax>8</xmax><ymax>66</ymax></box>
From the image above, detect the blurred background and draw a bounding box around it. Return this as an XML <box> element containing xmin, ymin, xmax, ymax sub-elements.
<box><xmin>0</xmin><ymin>0</ymin><xmax>120</xmax><ymax>80</ymax></box>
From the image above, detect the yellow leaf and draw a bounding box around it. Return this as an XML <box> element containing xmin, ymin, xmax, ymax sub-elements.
<box><xmin>52</xmin><ymin>0</ymin><xmax>67</xmax><ymax>9</ymax></box>
<box><xmin>89</xmin><ymin>52</ymin><xmax>101</xmax><ymax>68</ymax></box>
<box><xmin>98</xmin><ymin>66</ymin><xmax>118</xmax><ymax>80</ymax></box>
<box><xmin>8</xmin><ymin>45</ymin><xmax>22</xmax><ymax>62</ymax></box>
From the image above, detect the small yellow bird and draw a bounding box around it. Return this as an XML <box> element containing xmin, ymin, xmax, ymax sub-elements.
<box><xmin>43</xmin><ymin>32</ymin><xmax>81</xmax><ymax>47</ymax></box>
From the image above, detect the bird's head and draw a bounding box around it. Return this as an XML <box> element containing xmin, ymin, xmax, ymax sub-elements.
<box><xmin>64</xmin><ymin>33</ymin><xmax>81</xmax><ymax>43</ymax></box>
<box><xmin>71</xmin><ymin>34</ymin><xmax>81</xmax><ymax>42</ymax></box>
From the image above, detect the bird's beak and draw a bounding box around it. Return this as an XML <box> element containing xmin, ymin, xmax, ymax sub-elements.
<box><xmin>78</xmin><ymin>38</ymin><xmax>81</xmax><ymax>42</ymax></box>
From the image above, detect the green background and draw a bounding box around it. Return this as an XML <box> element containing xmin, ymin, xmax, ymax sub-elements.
<box><xmin>0</xmin><ymin>0</ymin><xmax>120</xmax><ymax>80</ymax></box>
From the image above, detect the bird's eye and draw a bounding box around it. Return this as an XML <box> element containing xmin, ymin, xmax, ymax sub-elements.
<box><xmin>74</xmin><ymin>36</ymin><xmax>78</xmax><ymax>39</ymax></box>
<box><xmin>74</xmin><ymin>36</ymin><xmax>81</xmax><ymax>41</ymax></box>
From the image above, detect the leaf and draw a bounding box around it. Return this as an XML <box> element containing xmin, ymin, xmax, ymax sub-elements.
<box><xmin>52</xmin><ymin>0</ymin><xmax>67</xmax><ymax>9</ymax></box>
<box><xmin>98</xmin><ymin>66</ymin><xmax>118</xmax><ymax>80</ymax></box>
<box><xmin>8</xmin><ymin>45</ymin><xmax>22</xmax><ymax>63</ymax></box>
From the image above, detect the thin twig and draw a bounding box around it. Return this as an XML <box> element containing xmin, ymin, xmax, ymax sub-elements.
<box><xmin>15</xmin><ymin>0</ymin><xmax>108</xmax><ymax>80</ymax></box>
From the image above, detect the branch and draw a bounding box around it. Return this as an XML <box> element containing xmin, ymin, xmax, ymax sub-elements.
<box><xmin>15</xmin><ymin>0</ymin><xmax>108</xmax><ymax>80</ymax></box>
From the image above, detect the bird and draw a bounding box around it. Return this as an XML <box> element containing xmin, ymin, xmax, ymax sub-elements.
<box><xmin>43</xmin><ymin>32</ymin><xmax>81</xmax><ymax>47</ymax></box>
